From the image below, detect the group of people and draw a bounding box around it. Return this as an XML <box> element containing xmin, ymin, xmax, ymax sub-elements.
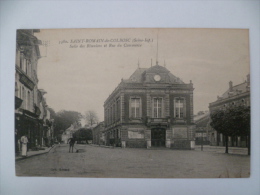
<box><xmin>18</xmin><ymin>134</ymin><xmax>76</xmax><ymax>157</ymax></box>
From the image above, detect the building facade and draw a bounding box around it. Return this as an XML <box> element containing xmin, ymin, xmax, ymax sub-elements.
<box><xmin>104</xmin><ymin>63</ymin><xmax>195</xmax><ymax>149</ymax></box>
<box><xmin>209</xmin><ymin>75</ymin><xmax>250</xmax><ymax>147</ymax></box>
<box><xmin>194</xmin><ymin>111</ymin><xmax>211</xmax><ymax>145</ymax></box>
<box><xmin>15</xmin><ymin>30</ymin><xmax>53</xmax><ymax>151</ymax></box>
<box><xmin>92</xmin><ymin>122</ymin><xmax>105</xmax><ymax>145</ymax></box>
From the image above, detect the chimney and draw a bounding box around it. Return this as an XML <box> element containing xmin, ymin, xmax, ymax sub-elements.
<box><xmin>229</xmin><ymin>81</ymin><xmax>233</xmax><ymax>91</ymax></box>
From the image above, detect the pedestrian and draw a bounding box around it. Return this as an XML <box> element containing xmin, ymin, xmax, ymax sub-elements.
<box><xmin>20</xmin><ymin>134</ymin><xmax>29</xmax><ymax>157</ymax></box>
<box><xmin>68</xmin><ymin>137</ymin><xmax>76</xmax><ymax>153</ymax></box>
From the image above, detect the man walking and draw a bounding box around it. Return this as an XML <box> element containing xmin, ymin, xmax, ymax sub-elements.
<box><xmin>68</xmin><ymin>137</ymin><xmax>76</xmax><ymax>153</ymax></box>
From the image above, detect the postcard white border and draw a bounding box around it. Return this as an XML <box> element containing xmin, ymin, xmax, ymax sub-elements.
<box><xmin>0</xmin><ymin>1</ymin><xmax>259</xmax><ymax>195</ymax></box>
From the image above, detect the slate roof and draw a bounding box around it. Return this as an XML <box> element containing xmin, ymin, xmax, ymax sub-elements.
<box><xmin>127</xmin><ymin>68</ymin><xmax>147</xmax><ymax>83</ymax></box>
<box><xmin>124</xmin><ymin>65</ymin><xmax>185</xmax><ymax>84</ymax></box>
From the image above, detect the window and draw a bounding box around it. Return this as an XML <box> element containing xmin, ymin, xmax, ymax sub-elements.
<box><xmin>130</xmin><ymin>97</ymin><xmax>141</xmax><ymax>118</ymax></box>
<box><xmin>116</xmin><ymin>99</ymin><xmax>120</xmax><ymax>120</ymax></box>
<box><xmin>174</xmin><ymin>97</ymin><xmax>186</xmax><ymax>118</ymax></box>
<box><xmin>22</xmin><ymin>87</ymin><xmax>26</xmax><ymax>108</ymax></box>
<box><xmin>15</xmin><ymin>82</ymin><xmax>18</xmax><ymax>97</ymax></box>
<box><xmin>27</xmin><ymin>91</ymin><xmax>30</xmax><ymax>110</ymax></box>
<box><xmin>26</xmin><ymin>60</ymin><xmax>31</xmax><ymax>77</ymax></box>
<box><xmin>153</xmin><ymin>98</ymin><xmax>162</xmax><ymax>118</ymax></box>
<box><xmin>20</xmin><ymin>54</ymin><xmax>24</xmax><ymax>69</ymax></box>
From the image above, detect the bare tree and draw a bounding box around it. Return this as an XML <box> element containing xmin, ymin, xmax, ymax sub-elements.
<box><xmin>84</xmin><ymin>110</ymin><xmax>99</xmax><ymax>126</ymax></box>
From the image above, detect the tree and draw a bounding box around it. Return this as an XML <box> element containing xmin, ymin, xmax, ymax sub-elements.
<box><xmin>226</xmin><ymin>106</ymin><xmax>250</xmax><ymax>155</ymax></box>
<box><xmin>210</xmin><ymin>109</ymin><xmax>232</xmax><ymax>153</ymax></box>
<box><xmin>210</xmin><ymin>105</ymin><xmax>251</xmax><ymax>155</ymax></box>
<box><xmin>73</xmin><ymin>128</ymin><xmax>93</xmax><ymax>144</ymax></box>
<box><xmin>84</xmin><ymin>110</ymin><xmax>99</xmax><ymax>126</ymax></box>
<box><xmin>54</xmin><ymin>110</ymin><xmax>82</xmax><ymax>134</ymax></box>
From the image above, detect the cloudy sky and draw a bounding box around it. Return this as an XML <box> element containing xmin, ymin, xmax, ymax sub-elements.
<box><xmin>35</xmin><ymin>28</ymin><xmax>249</xmax><ymax>122</ymax></box>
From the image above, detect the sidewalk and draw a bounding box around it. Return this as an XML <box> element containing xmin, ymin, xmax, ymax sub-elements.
<box><xmin>195</xmin><ymin>145</ymin><xmax>249</xmax><ymax>155</ymax></box>
<box><xmin>15</xmin><ymin>145</ymin><xmax>56</xmax><ymax>161</ymax></box>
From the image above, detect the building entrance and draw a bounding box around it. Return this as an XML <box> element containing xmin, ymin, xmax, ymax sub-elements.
<box><xmin>151</xmin><ymin>128</ymin><xmax>166</xmax><ymax>147</ymax></box>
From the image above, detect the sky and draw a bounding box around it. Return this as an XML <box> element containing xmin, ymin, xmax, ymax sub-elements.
<box><xmin>35</xmin><ymin>28</ymin><xmax>250</xmax><ymax>123</ymax></box>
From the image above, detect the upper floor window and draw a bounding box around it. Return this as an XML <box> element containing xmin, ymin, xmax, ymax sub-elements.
<box><xmin>15</xmin><ymin>82</ymin><xmax>18</xmax><ymax>97</ymax></box>
<box><xmin>20</xmin><ymin>54</ymin><xmax>24</xmax><ymax>69</ymax></box>
<box><xmin>22</xmin><ymin>87</ymin><xmax>26</xmax><ymax>108</ymax></box>
<box><xmin>153</xmin><ymin>98</ymin><xmax>163</xmax><ymax>118</ymax></box>
<box><xmin>116</xmin><ymin>98</ymin><xmax>120</xmax><ymax>120</ymax></box>
<box><xmin>27</xmin><ymin>91</ymin><xmax>30</xmax><ymax>110</ymax></box>
<box><xmin>130</xmin><ymin>97</ymin><xmax>141</xmax><ymax>118</ymax></box>
<box><xmin>174</xmin><ymin>97</ymin><xmax>186</xmax><ymax>118</ymax></box>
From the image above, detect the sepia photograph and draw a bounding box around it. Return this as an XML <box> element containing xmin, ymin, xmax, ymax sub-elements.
<box><xmin>14</xmin><ymin>28</ymin><xmax>250</xmax><ymax>178</ymax></box>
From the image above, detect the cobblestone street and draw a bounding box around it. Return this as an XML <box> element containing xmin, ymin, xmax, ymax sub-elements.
<box><xmin>16</xmin><ymin>144</ymin><xmax>250</xmax><ymax>178</ymax></box>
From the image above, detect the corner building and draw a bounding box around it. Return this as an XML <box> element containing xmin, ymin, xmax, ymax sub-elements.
<box><xmin>104</xmin><ymin>64</ymin><xmax>195</xmax><ymax>149</ymax></box>
<box><xmin>209</xmin><ymin>75</ymin><xmax>250</xmax><ymax>147</ymax></box>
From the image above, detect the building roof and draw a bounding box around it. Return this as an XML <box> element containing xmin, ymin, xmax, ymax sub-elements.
<box><xmin>209</xmin><ymin>74</ymin><xmax>250</xmax><ymax>108</ymax></box>
<box><xmin>127</xmin><ymin>68</ymin><xmax>147</xmax><ymax>83</ymax></box>
<box><xmin>221</xmin><ymin>82</ymin><xmax>249</xmax><ymax>99</ymax></box>
<box><xmin>124</xmin><ymin>64</ymin><xmax>184</xmax><ymax>84</ymax></box>
<box><xmin>194</xmin><ymin>111</ymin><xmax>209</xmax><ymax>122</ymax></box>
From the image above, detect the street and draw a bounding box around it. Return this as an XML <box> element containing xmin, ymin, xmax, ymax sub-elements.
<box><xmin>16</xmin><ymin>144</ymin><xmax>250</xmax><ymax>178</ymax></box>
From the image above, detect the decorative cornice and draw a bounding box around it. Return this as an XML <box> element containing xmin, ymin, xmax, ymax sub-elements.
<box><xmin>209</xmin><ymin>91</ymin><xmax>250</xmax><ymax>108</ymax></box>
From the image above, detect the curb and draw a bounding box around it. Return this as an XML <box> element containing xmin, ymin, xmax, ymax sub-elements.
<box><xmin>15</xmin><ymin>145</ymin><xmax>56</xmax><ymax>161</ymax></box>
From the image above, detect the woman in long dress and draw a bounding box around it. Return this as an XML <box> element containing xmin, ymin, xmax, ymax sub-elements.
<box><xmin>21</xmin><ymin>135</ymin><xmax>28</xmax><ymax>157</ymax></box>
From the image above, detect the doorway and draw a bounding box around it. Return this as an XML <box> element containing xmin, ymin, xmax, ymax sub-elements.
<box><xmin>151</xmin><ymin>128</ymin><xmax>166</xmax><ymax>147</ymax></box>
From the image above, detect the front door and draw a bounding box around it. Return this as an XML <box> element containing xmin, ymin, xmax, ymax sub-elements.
<box><xmin>151</xmin><ymin>128</ymin><xmax>166</xmax><ymax>147</ymax></box>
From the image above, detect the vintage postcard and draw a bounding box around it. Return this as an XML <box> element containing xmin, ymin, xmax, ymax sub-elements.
<box><xmin>15</xmin><ymin>28</ymin><xmax>250</xmax><ymax>178</ymax></box>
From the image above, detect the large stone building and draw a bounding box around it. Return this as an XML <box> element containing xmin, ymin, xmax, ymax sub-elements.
<box><xmin>15</xmin><ymin>30</ymin><xmax>54</xmax><ymax>151</ymax></box>
<box><xmin>209</xmin><ymin>75</ymin><xmax>250</xmax><ymax>147</ymax></box>
<box><xmin>104</xmin><ymin>63</ymin><xmax>195</xmax><ymax>149</ymax></box>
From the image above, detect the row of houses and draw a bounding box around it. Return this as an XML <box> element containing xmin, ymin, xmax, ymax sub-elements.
<box><xmin>193</xmin><ymin>75</ymin><xmax>250</xmax><ymax>147</ymax></box>
<box><xmin>15</xmin><ymin>30</ymin><xmax>54</xmax><ymax>152</ymax></box>
<box><xmin>92</xmin><ymin>62</ymin><xmax>250</xmax><ymax>149</ymax></box>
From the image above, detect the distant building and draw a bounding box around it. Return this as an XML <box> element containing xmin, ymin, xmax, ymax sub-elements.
<box><xmin>194</xmin><ymin>111</ymin><xmax>210</xmax><ymax>145</ymax></box>
<box><xmin>104</xmin><ymin>63</ymin><xmax>195</xmax><ymax>149</ymax></box>
<box><xmin>209</xmin><ymin>75</ymin><xmax>250</xmax><ymax>147</ymax></box>
<box><xmin>61</xmin><ymin>123</ymin><xmax>79</xmax><ymax>143</ymax></box>
<box><xmin>92</xmin><ymin>122</ymin><xmax>105</xmax><ymax>145</ymax></box>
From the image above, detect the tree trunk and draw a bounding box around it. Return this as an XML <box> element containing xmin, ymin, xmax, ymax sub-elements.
<box><xmin>248</xmin><ymin>134</ymin><xmax>250</xmax><ymax>156</ymax></box>
<box><xmin>225</xmin><ymin>135</ymin><xmax>229</xmax><ymax>153</ymax></box>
